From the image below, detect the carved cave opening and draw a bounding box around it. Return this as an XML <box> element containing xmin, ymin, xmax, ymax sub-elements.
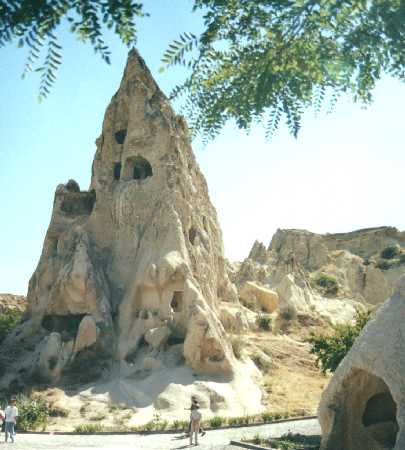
<box><xmin>114</xmin><ymin>129</ymin><xmax>127</xmax><ymax>145</ymax></box>
<box><xmin>133</xmin><ymin>156</ymin><xmax>153</xmax><ymax>180</ymax></box>
<box><xmin>42</xmin><ymin>314</ymin><xmax>86</xmax><ymax>337</ymax></box>
<box><xmin>60</xmin><ymin>190</ymin><xmax>96</xmax><ymax>216</ymax></box>
<box><xmin>362</xmin><ymin>391</ymin><xmax>398</xmax><ymax>448</ymax></box>
<box><xmin>170</xmin><ymin>291</ymin><xmax>183</xmax><ymax>312</ymax></box>
<box><xmin>329</xmin><ymin>370</ymin><xmax>399</xmax><ymax>450</ymax></box>
<box><xmin>114</xmin><ymin>162</ymin><xmax>122</xmax><ymax>180</ymax></box>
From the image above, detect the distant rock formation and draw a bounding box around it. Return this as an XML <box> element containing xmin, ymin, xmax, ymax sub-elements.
<box><xmin>231</xmin><ymin>227</ymin><xmax>405</xmax><ymax>323</ymax></box>
<box><xmin>0</xmin><ymin>294</ymin><xmax>26</xmax><ymax>314</ymax></box>
<box><xmin>0</xmin><ymin>50</ymin><xmax>262</xmax><ymax>418</ymax></box>
<box><xmin>319</xmin><ymin>275</ymin><xmax>405</xmax><ymax>450</ymax></box>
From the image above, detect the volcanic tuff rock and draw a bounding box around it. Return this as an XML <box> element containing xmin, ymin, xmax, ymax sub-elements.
<box><xmin>231</xmin><ymin>227</ymin><xmax>405</xmax><ymax>323</ymax></box>
<box><xmin>319</xmin><ymin>275</ymin><xmax>405</xmax><ymax>450</ymax></box>
<box><xmin>0</xmin><ymin>294</ymin><xmax>26</xmax><ymax>313</ymax></box>
<box><xmin>0</xmin><ymin>50</ymin><xmax>262</xmax><ymax>418</ymax></box>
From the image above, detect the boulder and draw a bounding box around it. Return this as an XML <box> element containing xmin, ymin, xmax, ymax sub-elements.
<box><xmin>240</xmin><ymin>281</ymin><xmax>279</xmax><ymax>312</ymax></box>
<box><xmin>144</xmin><ymin>326</ymin><xmax>171</xmax><ymax>350</ymax></box>
<box><xmin>319</xmin><ymin>275</ymin><xmax>405</xmax><ymax>450</ymax></box>
<box><xmin>74</xmin><ymin>315</ymin><xmax>98</xmax><ymax>353</ymax></box>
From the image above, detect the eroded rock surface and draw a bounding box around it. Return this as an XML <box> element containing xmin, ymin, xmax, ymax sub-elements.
<box><xmin>318</xmin><ymin>275</ymin><xmax>405</xmax><ymax>450</ymax></box>
<box><xmin>231</xmin><ymin>227</ymin><xmax>405</xmax><ymax>324</ymax></box>
<box><xmin>0</xmin><ymin>50</ymin><xmax>261</xmax><ymax>418</ymax></box>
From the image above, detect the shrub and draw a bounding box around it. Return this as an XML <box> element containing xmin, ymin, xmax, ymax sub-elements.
<box><xmin>399</xmin><ymin>253</ymin><xmax>405</xmax><ymax>265</ymax></box>
<box><xmin>48</xmin><ymin>405</ymin><xmax>69</xmax><ymax>417</ymax></box>
<box><xmin>74</xmin><ymin>423</ymin><xmax>103</xmax><ymax>433</ymax></box>
<box><xmin>16</xmin><ymin>394</ymin><xmax>49</xmax><ymax>431</ymax></box>
<box><xmin>171</xmin><ymin>419</ymin><xmax>189</xmax><ymax>431</ymax></box>
<box><xmin>308</xmin><ymin>309</ymin><xmax>371</xmax><ymax>373</ymax></box>
<box><xmin>141</xmin><ymin>412</ymin><xmax>168</xmax><ymax>431</ymax></box>
<box><xmin>0</xmin><ymin>310</ymin><xmax>22</xmax><ymax>343</ymax></box>
<box><xmin>261</xmin><ymin>412</ymin><xmax>273</xmax><ymax>423</ymax></box>
<box><xmin>257</xmin><ymin>314</ymin><xmax>272</xmax><ymax>331</ymax></box>
<box><xmin>376</xmin><ymin>259</ymin><xmax>392</xmax><ymax>270</ymax></box>
<box><xmin>279</xmin><ymin>305</ymin><xmax>297</xmax><ymax>322</ymax></box>
<box><xmin>381</xmin><ymin>245</ymin><xmax>399</xmax><ymax>259</ymax></box>
<box><xmin>231</xmin><ymin>336</ymin><xmax>245</xmax><ymax>359</ymax></box>
<box><xmin>209</xmin><ymin>416</ymin><xmax>225</xmax><ymax>427</ymax></box>
<box><xmin>315</xmin><ymin>273</ymin><xmax>339</xmax><ymax>296</ymax></box>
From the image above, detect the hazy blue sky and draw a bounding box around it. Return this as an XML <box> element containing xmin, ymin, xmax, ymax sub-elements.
<box><xmin>1</xmin><ymin>1</ymin><xmax>405</xmax><ymax>295</ymax></box>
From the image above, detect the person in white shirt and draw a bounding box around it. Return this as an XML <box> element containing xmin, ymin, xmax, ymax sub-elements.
<box><xmin>4</xmin><ymin>397</ymin><xmax>18</xmax><ymax>443</ymax></box>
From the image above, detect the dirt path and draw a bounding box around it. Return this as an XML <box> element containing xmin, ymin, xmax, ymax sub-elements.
<box><xmin>6</xmin><ymin>418</ymin><xmax>320</xmax><ymax>449</ymax></box>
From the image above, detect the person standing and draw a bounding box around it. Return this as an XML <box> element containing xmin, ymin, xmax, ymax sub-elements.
<box><xmin>188</xmin><ymin>397</ymin><xmax>202</xmax><ymax>446</ymax></box>
<box><xmin>4</xmin><ymin>397</ymin><xmax>18</xmax><ymax>443</ymax></box>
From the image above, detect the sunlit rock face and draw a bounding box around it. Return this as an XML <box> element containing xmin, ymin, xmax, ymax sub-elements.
<box><xmin>318</xmin><ymin>275</ymin><xmax>405</xmax><ymax>450</ymax></box>
<box><xmin>22</xmin><ymin>49</ymin><xmax>240</xmax><ymax>384</ymax></box>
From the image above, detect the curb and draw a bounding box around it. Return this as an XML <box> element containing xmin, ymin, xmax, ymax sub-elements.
<box><xmin>18</xmin><ymin>415</ymin><xmax>318</xmax><ymax>436</ymax></box>
<box><xmin>230</xmin><ymin>441</ymin><xmax>270</xmax><ymax>450</ymax></box>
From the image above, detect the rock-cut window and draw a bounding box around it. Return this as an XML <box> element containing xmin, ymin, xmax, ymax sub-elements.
<box><xmin>133</xmin><ymin>156</ymin><xmax>153</xmax><ymax>180</ymax></box>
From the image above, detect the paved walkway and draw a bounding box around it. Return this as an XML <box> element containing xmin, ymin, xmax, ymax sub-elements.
<box><xmin>4</xmin><ymin>418</ymin><xmax>320</xmax><ymax>450</ymax></box>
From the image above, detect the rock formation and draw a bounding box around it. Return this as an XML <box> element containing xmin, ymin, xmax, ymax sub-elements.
<box><xmin>0</xmin><ymin>50</ymin><xmax>262</xmax><ymax>418</ymax></box>
<box><xmin>318</xmin><ymin>275</ymin><xmax>405</xmax><ymax>450</ymax></box>
<box><xmin>231</xmin><ymin>227</ymin><xmax>405</xmax><ymax>324</ymax></box>
<box><xmin>0</xmin><ymin>294</ymin><xmax>26</xmax><ymax>314</ymax></box>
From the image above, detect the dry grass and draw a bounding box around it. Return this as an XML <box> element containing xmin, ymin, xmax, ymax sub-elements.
<box><xmin>245</xmin><ymin>317</ymin><xmax>332</xmax><ymax>416</ymax></box>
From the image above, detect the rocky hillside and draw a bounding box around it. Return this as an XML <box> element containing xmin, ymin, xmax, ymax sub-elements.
<box><xmin>231</xmin><ymin>227</ymin><xmax>405</xmax><ymax>325</ymax></box>
<box><xmin>0</xmin><ymin>294</ymin><xmax>26</xmax><ymax>313</ymax></box>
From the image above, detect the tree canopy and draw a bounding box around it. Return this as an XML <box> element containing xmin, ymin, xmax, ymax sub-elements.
<box><xmin>0</xmin><ymin>0</ymin><xmax>145</xmax><ymax>100</ymax></box>
<box><xmin>163</xmin><ymin>0</ymin><xmax>405</xmax><ymax>139</ymax></box>
<box><xmin>2</xmin><ymin>1</ymin><xmax>405</xmax><ymax>138</ymax></box>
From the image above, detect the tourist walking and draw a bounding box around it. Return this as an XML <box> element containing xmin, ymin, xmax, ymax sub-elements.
<box><xmin>4</xmin><ymin>397</ymin><xmax>18</xmax><ymax>443</ymax></box>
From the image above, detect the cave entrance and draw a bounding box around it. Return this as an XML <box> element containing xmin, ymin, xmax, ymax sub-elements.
<box><xmin>171</xmin><ymin>291</ymin><xmax>183</xmax><ymax>312</ymax></box>
<box><xmin>133</xmin><ymin>156</ymin><xmax>153</xmax><ymax>180</ymax></box>
<box><xmin>362</xmin><ymin>391</ymin><xmax>398</xmax><ymax>448</ymax></box>
<box><xmin>42</xmin><ymin>314</ymin><xmax>86</xmax><ymax>338</ymax></box>
<box><xmin>328</xmin><ymin>369</ymin><xmax>399</xmax><ymax>450</ymax></box>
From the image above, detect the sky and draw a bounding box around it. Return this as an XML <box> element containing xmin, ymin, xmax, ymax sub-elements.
<box><xmin>1</xmin><ymin>1</ymin><xmax>405</xmax><ymax>295</ymax></box>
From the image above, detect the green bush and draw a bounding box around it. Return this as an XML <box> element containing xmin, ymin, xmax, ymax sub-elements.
<box><xmin>171</xmin><ymin>419</ymin><xmax>189</xmax><ymax>431</ymax></box>
<box><xmin>257</xmin><ymin>314</ymin><xmax>272</xmax><ymax>331</ymax></box>
<box><xmin>141</xmin><ymin>412</ymin><xmax>168</xmax><ymax>431</ymax></box>
<box><xmin>315</xmin><ymin>273</ymin><xmax>339</xmax><ymax>296</ymax></box>
<box><xmin>381</xmin><ymin>245</ymin><xmax>399</xmax><ymax>259</ymax></box>
<box><xmin>74</xmin><ymin>423</ymin><xmax>103</xmax><ymax>433</ymax></box>
<box><xmin>209</xmin><ymin>416</ymin><xmax>225</xmax><ymax>427</ymax></box>
<box><xmin>261</xmin><ymin>412</ymin><xmax>273</xmax><ymax>423</ymax></box>
<box><xmin>0</xmin><ymin>310</ymin><xmax>22</xmax><ymax>343</ymax></box>
<box><xmin>16</xmin><ymin>394</ymin><xmax>49</xmax><ymax>431</ymax></box>
<box><xmin>308</xmin><ymin>309</ymin><xmax>371</xmax><ymax>373</ymax></box>
<box><xmin>399</xmin><ymin>253</ymin><xmax>405</xmax><ymax>265</ymax></box>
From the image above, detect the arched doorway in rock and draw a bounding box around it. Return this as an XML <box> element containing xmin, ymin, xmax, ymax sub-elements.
<box><xmin>133</xmin><ymin>156</ymin><xmax>152</xmax><ymax>180</ymax></box>
<box><xmin>123</xmin><ymin>156</ymin><xmax>153</xmax><ymax>181</ymax></box>
<box><xmin>326</xmin><ymin>369</ymin><xmax>399</xmax><ymax>450</ymax></box>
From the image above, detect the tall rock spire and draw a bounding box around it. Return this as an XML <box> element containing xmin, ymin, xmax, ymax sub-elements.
<box><xmin>22</xmin><ymin>49</ymin><xmax>241</xmax><ymax>382</ymax></box>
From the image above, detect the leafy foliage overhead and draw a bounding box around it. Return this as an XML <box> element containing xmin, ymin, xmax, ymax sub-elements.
<box><xmin>0</xmin><ymin>0</ymin><xmax>146</xmax><ymax>100</ymax></box>
<box><xmin>163</xmin><ymin>0</ymin><xmax>405</xmax><ymax>140</ymax></box>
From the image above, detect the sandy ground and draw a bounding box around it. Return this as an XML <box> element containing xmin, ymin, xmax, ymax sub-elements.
<box><xmin>3</xmin><ymin>418</ymin><xmax>320</xmax><ymax>449</ymax></box>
